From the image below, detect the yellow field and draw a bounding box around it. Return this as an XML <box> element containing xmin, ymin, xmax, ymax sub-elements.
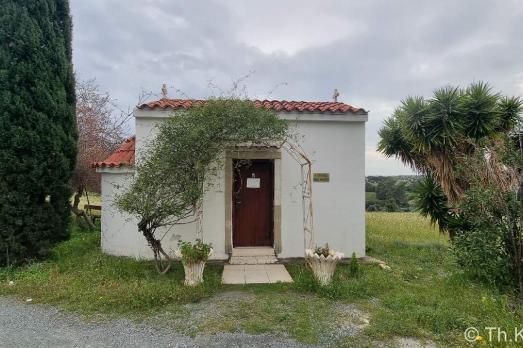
<box><xmin>71</xmin><ymin>192</ymin><xmax>101</xmax><ymax>209</ymax></box>
<box><xmin>366</xmin><ymin>211</ymin><xmax>448</xmax><ymax>245</ymax></box>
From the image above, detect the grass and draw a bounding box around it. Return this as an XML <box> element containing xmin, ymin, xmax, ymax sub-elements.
<box><xmin>71</xmin><ymin>192</ymin><xmax>101</xmax><ymax>209</ymax></box>
<box><xmin>0</xmin><ymin>224</ymin><xmax>222</xmax><ymax>316</ymax></box>
<box><xmin>353</xmin><ymin>214</ymin><xmax>522</xmax><ymax>346</ymax></box>
<box><xmin>1</xmin><ymin>212</ymin><xmax>522</xmax><ymax>346</ymax></box>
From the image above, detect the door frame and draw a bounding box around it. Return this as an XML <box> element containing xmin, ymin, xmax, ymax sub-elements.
<box><xmin>224</xmin><ymin>148</ymin><xmax>281</xmax><ymax>254</ymax></box>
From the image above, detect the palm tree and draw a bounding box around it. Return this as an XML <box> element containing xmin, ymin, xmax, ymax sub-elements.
<box><xmin>378</xmin><ymin>82</ymin><xmax>522</xmax><ymax>229</ymax></box>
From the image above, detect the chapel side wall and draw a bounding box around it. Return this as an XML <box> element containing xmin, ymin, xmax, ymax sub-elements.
<box><xmin>280</xmin><ymin>119</ymin><xmax>366</xmax><ymax>258</ymax></box>
<box><xmin>100</xmin><ymin>171</ymin><xmax>147</xmax><ymax>258</ymax></box>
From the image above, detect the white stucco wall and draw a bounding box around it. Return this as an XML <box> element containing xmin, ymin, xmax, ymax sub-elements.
<box><xmin>100</xmin><ymin>166</ymin><xmax>228</xmax><ymax>260</ymax></box>
<box><xmin>99</xmin><ymin>108</ymin><xmax>366</xmax><ymax>260</ymax></box>
<box><xmin>99</xmin><ymin>169</ymin><xmax>142</xmax><ymax>257</ymax></box>
<box><xmin>279</xmin><ymin>120</ymin><xmax>366</xmax><ymax>258</ymax></box>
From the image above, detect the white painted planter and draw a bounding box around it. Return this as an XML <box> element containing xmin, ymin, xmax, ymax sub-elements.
<box><xmin>182</xmin><ymin>260</ymin><xmax>206</xmax><ymax>286</ymax></box>
<box><xmin>174</xmin><ymin>247</ymin><xmax>212</xmax><ymax>286</ymax></box>
<box><xmin>305</xmin><ymin>249</ymin><xmax>344</xmax><ymax>286</ymax></box>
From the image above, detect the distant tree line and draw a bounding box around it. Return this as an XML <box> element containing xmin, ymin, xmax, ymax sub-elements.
<box><xmin>365</xmin><ymin>176</ymin><xmax>420</xmax><ymax>212</ymax></box>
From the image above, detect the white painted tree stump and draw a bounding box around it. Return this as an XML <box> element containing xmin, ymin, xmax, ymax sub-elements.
<box><xmin>182</xmin><ymin>260</ymin><xmax>206</xmax><ymax>286</ymax></box>
<box><xmin>305</xmin><ymin>249</ymin><xmax>344</xmax><ymax>286</ymax></box>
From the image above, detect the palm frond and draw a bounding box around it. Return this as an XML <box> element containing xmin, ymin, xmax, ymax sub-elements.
<box><xmin>460</xmin><ymin>81</ymin><xmax>499</xmax><ymax>140</ymax></box>
<box><xmin>401</xmin><ymin>96</ymin><xmax>431</xmax><ymax>150</ymax></box>
<box><xmin>496</xmin><ymin>96</ymin><xmax>523</xmax><ymax>132</ymax></box>
<box><xmin>377</xmin><ymin>115</ymin><xmax>418</xmax><ymax>168</ymax></box>
<box><xmin>413</xmin><ymin>175</ymin><xmax>452</xmax><ymax>232</ymax></box>
<box><xmin>425</xmin><ymin>86</ymin><xmax>463</xmax><ymax>150</ymax></box>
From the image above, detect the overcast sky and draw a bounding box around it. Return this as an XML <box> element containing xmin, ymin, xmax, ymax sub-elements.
<box><xmin>70</xmin><ymin>0</ymin><xmax>523</xmax><ymax>175</ymax></box>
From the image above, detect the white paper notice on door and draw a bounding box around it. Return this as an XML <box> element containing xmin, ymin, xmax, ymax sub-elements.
<box><xmin>246</xmin><ymin>178</ymin><xmax>261</xmax><ymax>188</ymax></box>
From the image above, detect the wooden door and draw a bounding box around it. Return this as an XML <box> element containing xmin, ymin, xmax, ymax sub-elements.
<box><xmin>232</xmin><ymin>160</ymin><xmax>274</xmax><ymax>247</ymax></box>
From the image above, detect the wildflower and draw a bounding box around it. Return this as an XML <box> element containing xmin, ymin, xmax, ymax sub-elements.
<box><xmin>8</xmin><ymin>281</ymin><xmax>14</xmax><ymax>286</ymax></box>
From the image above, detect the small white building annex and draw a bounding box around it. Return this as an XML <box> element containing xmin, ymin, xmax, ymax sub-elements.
<box><xmin>94</xmin><ymin>98</ymin><xmax>368</xmax><ymax>261</ymax></box>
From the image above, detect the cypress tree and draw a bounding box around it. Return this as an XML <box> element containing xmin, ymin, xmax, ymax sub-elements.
<box><xmin>0</xmin><ymin>0</ymin><xmax>77</xmax><ymax>265</ymax></box>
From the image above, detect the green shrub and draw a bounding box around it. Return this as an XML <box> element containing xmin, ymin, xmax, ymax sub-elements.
<box><xmin>349</xmin><ymin>252</ymin><xmax>361</xmax><ymax>277</ymax></box>
<box><xmin>453</xmin><ymin>186</ymin><xmax>520</xmax><ymax>291</ymax></box>
<box><xmin>177</xmin><ymin>239</ymin><xmax>212</xmax><ymax>263</ymax></box>
<box><xmin>453</xmin><ymin>227</ymin><xmax>512</xmax><ymax>288</ymax></box>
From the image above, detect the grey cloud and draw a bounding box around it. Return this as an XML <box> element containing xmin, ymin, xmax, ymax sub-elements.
<box><xmin>70</xmin><ymin>0</ymin><xmax>523</xmax><ymax>175</ymax></box>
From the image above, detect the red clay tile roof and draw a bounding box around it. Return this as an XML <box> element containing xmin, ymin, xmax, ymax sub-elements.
<box><xmin>96</xmin><ymin>99</ymin><xmax>364</xmax><ymax>169</ymax></box>
<box><xmin>93</xmin><ymin>137</ymin><xmax>135</xmax><ymax>168</ymax></box>
<box><xmin>138</xmin><ymin>99</ymin><xmax>366</xmax><ymax>114</ymax></box>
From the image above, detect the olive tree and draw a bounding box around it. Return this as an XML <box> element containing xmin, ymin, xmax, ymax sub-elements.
<box><xmin>116</xmin><ymin>99</ymin><xmax>289</xmax><ymax>273</ymax></box>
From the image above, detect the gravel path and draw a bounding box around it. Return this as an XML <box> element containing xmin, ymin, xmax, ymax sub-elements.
<box><xmin>0</xmin><ymin>297</ymin><xmax>312</xmax><ymax>348</ymax></box>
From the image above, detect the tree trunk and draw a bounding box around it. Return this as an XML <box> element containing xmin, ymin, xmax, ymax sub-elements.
<box><xmin>139</xmin><ymin>220</ymin><xmax>172</xmax><ymax>274</ymax></box>
<box><xmin>70</xmin><ymin>186</ymin><xmax>95</xmax><ymax>230</ymax></box>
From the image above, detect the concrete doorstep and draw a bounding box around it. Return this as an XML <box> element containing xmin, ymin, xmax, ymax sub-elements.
<box><xmin>222</xmin><ymin>264</ymin><xmax>293</xmax><ymax>285</ymax></box>
<box><xmin>222</xmin><ymin>264</ymin><xmax>292</xmax><ymax>284</ymax></box>
<box><xmin>223</xmin><ymin>247</ymin><xmax>293</xmax><ymax>284</ymax></box>
<box><xmin>229</xmin><ymin>247</ymin><xmax>279</xmax><ymax>265</ymax></box>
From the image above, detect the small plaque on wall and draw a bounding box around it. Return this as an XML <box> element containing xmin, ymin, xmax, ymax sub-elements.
<box><xmin>313</xmin><ymin>173</ymin><xmax>330</xmax><ymax>182</ymax></box>
<box><xmin>246</xmin><ymin>178</ymin><xmax>261</xmax><ymax>188</ymax></box>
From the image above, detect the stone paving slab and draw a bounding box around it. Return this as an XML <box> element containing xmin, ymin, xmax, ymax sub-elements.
<box><xmin>229</xmin><ymin>256</ymin><xmax>278</xmax><ymax>265</ymax></box>
<box><xmin>222</xmin><ymin>264</ymin><xmax>293</xmax><ymax>284</ymax></box>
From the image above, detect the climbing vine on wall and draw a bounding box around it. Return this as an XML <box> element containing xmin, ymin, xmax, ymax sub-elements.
<box><xmin>116</xmin><ymin>99</ymin><xmax>290</xmax><ymax>273</ymax></box>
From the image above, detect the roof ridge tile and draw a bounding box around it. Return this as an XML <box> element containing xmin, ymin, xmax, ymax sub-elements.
<box><xmin>138</xmin><ymin>99</ymin><xmax>365</xmax><ymax>114</ymax></box>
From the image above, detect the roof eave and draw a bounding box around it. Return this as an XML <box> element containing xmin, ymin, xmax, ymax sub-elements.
<box><xmin>95</xmin><ymin>165</ymin><xmax>135</xmax><ymax>174</ymax></box>
<box><xmin>134</xmin><ymin>108</ymin><xmax>368</xmax><ymax>122</ymax></box>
